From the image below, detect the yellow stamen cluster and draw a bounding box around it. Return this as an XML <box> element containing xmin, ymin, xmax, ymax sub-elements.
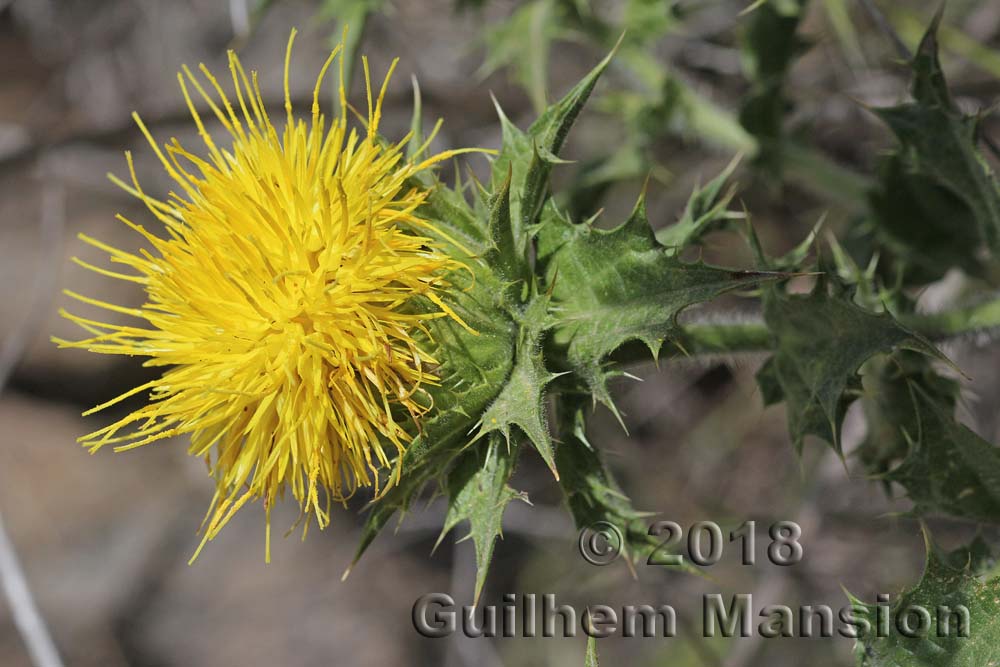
<box><xmin>55</xmin><ymin>30</ymin><xmax>474</xmax><ymax>560</ymax></box>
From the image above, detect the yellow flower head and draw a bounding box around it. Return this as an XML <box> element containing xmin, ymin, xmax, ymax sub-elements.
<box><xmin>55</xmin><ymin>30</ymin><xmax>475</xmax><ymax>561</ymax></box>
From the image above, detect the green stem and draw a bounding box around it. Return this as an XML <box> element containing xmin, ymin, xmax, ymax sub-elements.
<box><xmin>611</xmin><ymin>295</ymin><xmax>1000</xmax><ymax>366</ymax></box>
<box><xmin>900</xmin><ymin>297</ymin><xmax>1000</xmax><ymax>340</ymax></box>
<box><xmin>673</xmin><ymin>318</ymin><xmax>772</xmax><ymax>357</ymax></box>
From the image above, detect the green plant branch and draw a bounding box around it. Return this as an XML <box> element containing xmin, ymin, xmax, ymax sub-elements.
<box><xmin>900</xmin><ymin>295</ymin><xmax>1000</xmax><ymax>340</ymax></box>
<box><xmin>607</xmin><ymin>294</ymin><xmax>1000</xmax><ymax>367</ymax></box>
<box><xmin>672</xmin><ymin>316</ymin><xmax>773</xmax><ymax>357</ymax></box>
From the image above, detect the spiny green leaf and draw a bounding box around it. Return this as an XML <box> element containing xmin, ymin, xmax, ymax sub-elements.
<box><xmin>859</xmin><ymin>350</ymin><xmax>959</xmax><ymax>481</ymax></box>
<box><xmin>555</xmin><ymin>395</ymin><xmax>688</xmax><ymax>571</ymax></box>
<box><xmin>555</xmin><ymin>393</ymin><xmax>687</xmax><ymax>569</ymax></box>
<box><xmin>491</xmin><ymin>39</ymin><xmax>617</xmax><ymax>254</ymax></box>
<box><xmin>525</xmin><ymin>36</ymin><xmax>619</xmax><ymax>159</ymax></box>
<box><xmin>437</xmin><ymin>434</ymin><xmax>527</xmax><ymax>604</ymax></box>
<box><xmin>872</xmin><ymin>13</ymin><xmax>1000</xmax><ymax>256</ymax></box>
<box><xmin>539</xmin><ymin>194</ymin><xmax>777</xmax><ymax>413</ymax></box>
<box><xmin>486</xmin><ymin>167</ymin><xmax>529</xmax><ymax>292</ymax></box>
<box><xmin>555</xmin><ymin>396</ymin><xmax>648</xmax><ymax>532</ymax></box>
<box><xmin>886</xmin><ymin>383</ymin><xmax>1000</xmax><ymax>523</ymax></box>
<box><xmin>856</xmin><ymin>538</ymin><xmax>1000</xmax><ymax>666</ymax></box>
<box><xmin>655</xmin><ymin>155</ymin><xmax>741</xmax><ymax>251</ymax></box>
<box><xmin>351</xmin><ymin>50</ymin><xmax>617</xmax><ymax>570</ymax></box>
<box><xmin>474</xmin><ymin>295</ymin><xmax>560</xmax><ymax>478</ymax></box>
<box><xmin>758</xmin><ymin>278</ymin><xmax>945</xmax><ymax>454</ymax></box>
<box><xmin>868</xmin><ymin>153</ymin><xmax>985</xmax><ymax>285</ymax></box>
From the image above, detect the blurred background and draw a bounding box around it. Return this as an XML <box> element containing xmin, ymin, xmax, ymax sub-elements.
<box><xmin>1</xmin><ymin>1</ymin><xmax>1000</xmax><ymax>666</ymax></box>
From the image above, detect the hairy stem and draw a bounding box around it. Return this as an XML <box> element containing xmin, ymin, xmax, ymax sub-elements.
<box><xmin>611</xmin><ymin>295</ymin><xmax>1000</xmax><ymax>366</ymax></box>
<box><xmin>900</xmin><ymin>296</ymin><xmax>1000</xmax><ymax>341</ymax></box>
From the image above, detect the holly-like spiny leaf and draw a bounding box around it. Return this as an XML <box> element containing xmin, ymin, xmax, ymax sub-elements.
<box><xmin>757</xmin><ymin>277</ymin><xmax>945</xmax><ymax>455</ymax></box>
<box><xmin>554</xmin><ymin>395</ymin><xmax>688</xmax><ymax>571</ymax></box>
<box><xmin>858</xmin><ymin>350</ymin><xmax>959</xmax><ymax>481</ymax></box>
<box><xmin>490</xmin><ymin>38</ymin><xmax>619</xmax><ymax>257</ymax></box>
<box><xmin>539</xmin><ymin>194</ymin><xmax>778</xmax><ymax>414</ymax></box>
<box><xmin>872</xmin><ymin>12</ymin><xmax>1000</xmax><ymax>258</ymax></box>
<box><xmin>886</xmin><ymin>383</ymin><xmax>1000</xmax><ymax>524</ymax></box>
<box><xmin>352</xmin><ymin>41</ymin><xmax>617</xmax><ymax>573</ymax></box>
<box><xmin>855</xmin><ymin>537</ymin><xmax>1000</xmax><ymax>666</ymax></box>
<box><xmin>436</xmin><ymin>433</ymin><xmax>527</xmax><ymax>604</ymax></box>
<box><xmin>473</xmin><ymin>294</ymin><xmax>561</xmax><ymax>478</ymax></box>
<box><xmin>868</xmin><ymin>153</ymin><xmax>985</xmax><ymax>285</ymax></box>
<box><xmin>485</xmin><ymin>167</ymin><xmax>530</xmax><ymax>295</ymax></box>
<box><xmin>655</xmin><ymin>155</ymin><xmax>741</xmax><ymax>251</ymax></box>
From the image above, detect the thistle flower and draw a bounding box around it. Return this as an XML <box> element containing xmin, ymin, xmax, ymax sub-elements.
<box><xmin>55</xmin><ymin>30</ymin><xmax>477</xmax><ymax>560</ymax></box>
